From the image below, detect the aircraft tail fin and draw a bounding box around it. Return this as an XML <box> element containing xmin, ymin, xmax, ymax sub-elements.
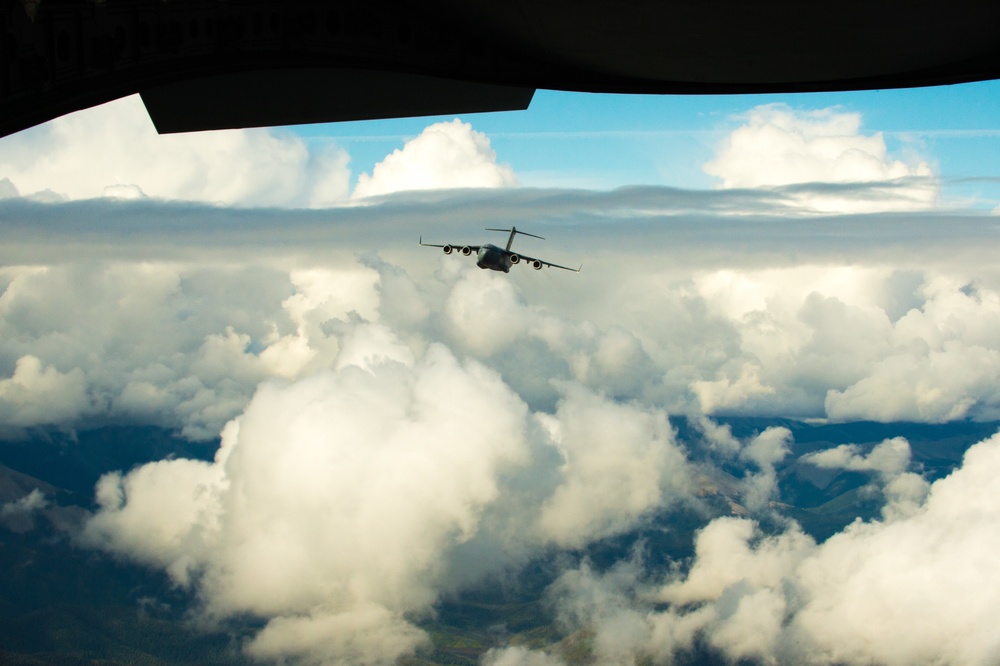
<box><xmin>486</xmin><ymin>226</ymin><xmax>545</xmax><ymax>251</ymax></box>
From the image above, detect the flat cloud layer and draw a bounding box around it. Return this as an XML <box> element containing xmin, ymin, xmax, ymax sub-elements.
<box><xmin>3</xmin><ymin>100</ymin><xmax>1000</xmax><ymax>664</ymax></box>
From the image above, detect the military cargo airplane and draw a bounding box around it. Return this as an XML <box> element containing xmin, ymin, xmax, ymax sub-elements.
<box><xmin>420</xmin><ymin>227</ymin><xmax>580</xmax><ymax>273</ymax></box>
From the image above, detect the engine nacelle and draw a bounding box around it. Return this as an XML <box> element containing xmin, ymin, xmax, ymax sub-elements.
<box><xmin>531</xmin><ymin>260</ymin><xmax>543</xmax><ymax>270</ymax></box>
<box><xmin>509</xmin><ymin>254</ymin><xmax>520</xmax><ymax>264</ymax></box>
<box><xmin>461</xmin><ymin>246</ymin><xmax>473</xmax><ymax>256</ymax></box>
<box><xmin>443</xmin><ymin>245</ymin><xmax>453</xmax><ymax>254</ymax></box>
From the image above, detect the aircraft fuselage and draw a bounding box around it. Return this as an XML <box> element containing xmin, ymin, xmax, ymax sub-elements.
<box><xmin>476</xmin><ymin>244</ymin><xmax>511</xmax><ymax>272</ymax></box>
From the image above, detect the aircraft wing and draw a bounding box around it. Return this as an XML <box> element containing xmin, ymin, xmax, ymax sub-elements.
<box><xmin>511</xmin><ymin>250</ymin><xmax>581</xmax><ymax>273</ymax></box>
<box><xmin>419</xmin><ymin>238</ymin><xmax>481</xmax><ymax>252</ymax></box>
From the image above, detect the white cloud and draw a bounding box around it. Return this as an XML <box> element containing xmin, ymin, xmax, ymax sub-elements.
<box><xmin>482</xmin><ymin>645</ymin><xmax>566</xmax><ymax>666</ymax></box>
<box><xmin>0</xmin><ymin>488</ymin><xmax>50</xmax><ymax>533</ymax></box>
<box><xmin>738</xmin><ymin>426</ymin><xmax>793</xmax><ymax>512</ymax></box>
<box><xmin>803</xmin><ymin>436</ymin><xmax>911</xmax><ymax>475</ymax></box>
<box><xmin>0</xmin><ymin>95</ymin><xmax>351</xmax><ymax>207</ymax></box>
<box><xmin>788</xmin><ymin>432</ymin><xmax>1000</xmax><ymax>665</ymax></box>
<box><xmin>246</xmin><ymin>605</ymin><xmax>430</xmax><ymax>666</ymax></box>
<box><xmin>509</xmin><ymin>431</ymin><xmax>1000</xmax><ymax>665</ymax></box>
<box><xmin>801</xmin><ymin>436</ymin><xmax>930</xmax><ymax>521</ymax></box>
<box><xmin>3</xmin><ymin>242</ymin><xmax>1000</xmax><ymax>441</ymax></box>
<box><xmin>0</xmin><ymin>355</ymin><xmax>89</xmax><ymax>430</ymax></box>
<box><xmin>535</xmin><ymin>385</ymin><xmax>692</xmax><ymax>548</ymax></box>
<box><xmin>444</xmin><ymin>269</ymin><xmax>532</xmax><ymax>355</ymax></box>
<box><xmin>1</xmin><ymin>488</ymin><xmax>48</xmax><ymax>517</ymax></box>
<box><xmin>84</xmin><ymin>345</ymin><xmax>534</xmax><ymax>664</ymax></box>
<box><xmin>684</xmin><ymin>265</ymin><xmax>1000</xmax><ymax>422</ymax></box>
<box><xmin>352</xmin><ymin>119</ymin><xmax>516</xmax><ymax>198</ymax></box>
<box><xmin>704</xmin><ymin>104</ymin><xmax>937</xmax><ymax>213</ymax></box>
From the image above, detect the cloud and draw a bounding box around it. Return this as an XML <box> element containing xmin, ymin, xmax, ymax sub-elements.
<box><xmin>352</xmin><ymin>119</ymin><xmax>516</xmax><ymax>198</ymax></box>
<box><xmin>803</xmin><ymin>436</ymin><xmax>912</xmax><ymax>475</ymax></box>
<box><xmin>739</xmin><ymin>426</ymin><xmax>793</xmax><ymax>512</ymax></box>
<box><xmin>801</xmin><ymin>437</ymin><xmax>931</xmax><ymax>520</ymax></box>
<box><xmin>502</xmin><ymin>430</ymin><xmax>1000</xmax><ymax>665</ymax></box>
<box><xmin>82</xmin><ymin>336</ymin><xmax>707</xmax><ymax>663</ymax></box>
<box><xmin>245</xmin><ymin>605</ymin><xmax>430</xmax><ymax>666</ymax></box>
<box><xmin>482</xmin><ymin>645</ymin><xmax>566</xmax><ymax>666</ymax></box>
<box><xmin>0</xmin><ymin>261</ymin><xmax>391</xmax><ymax>439</ymax></box>
<box><xmin>1</xmin><ymin>488</ymin><xmax>48</xmax><ymax>518</ymax></box>
<box><xmin>789</xmin><ymin>432</ymin><xmax>1000</xmax><ymax>665</ymax></box>
<box><xmin>687</xmin><ymin>266</ymin><xmax>1000</xmax><ymax>422</ymax></box>
<box><xmin>534</xmin><ymin>385</ymin><xmax>692</xmax><ymax>548</ymax></box>
<box><xmin>0</xmin><ymin>355</ymin><xmax>89</xmax><ymax>431</ymax></box>
<box><xmin>3</xmin><ymin>217</ymin><xmax>1000</xmax><ymax>442</ymax></box>
<box><xmin>84</xmin><ymin>345</ymin><xmax>534</xmax><ymax>663</ymax></box>
<box><xmin>1</xmin><ymin>99</ymin><xmax>520</xmax><ymax>207</ymax></box>
<box><xmin>0</xmin><ymin>95</ymin><xmax>350</xmax><ymax>207</ymax></box>
<box><xmin>704</xmin><ymin>104</ymin><xmax>937</xmax><ymax>213</ymax></box>
<box><xmin>0</xmin><ymin>488</ymin><xmax>50</xmax><ymax>533</ymax></box>
<box><xmin>6</xmin><ymin>93</ymin><xmax>1000</xmax><ymax>666</ymax></box>
<box><xmin>0</xmin><ymin>107</ymin><xmax>999</xmax><ymax>663</ymax></box>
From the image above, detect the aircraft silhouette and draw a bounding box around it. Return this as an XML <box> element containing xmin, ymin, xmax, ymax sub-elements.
<box><xmin>420</xmin><ymin>227</ymin><xmax>580</xmax><ymax>273</ymax></box>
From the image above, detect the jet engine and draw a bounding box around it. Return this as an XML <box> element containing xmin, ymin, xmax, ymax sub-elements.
<box><xmin>443</xmin><ymin>245</ymin><xmax>453</xmax><ymax>254</ymax></box>
<box><xmin>531</xmin><ymin>260</ymin><xmax>543</xmax><ymax>270</ymax></box>
<box><xmin>509</xmin><ymin>254</ymin><xmax>520</xmax><ymax>264</ymax></box>
<box><xmin>462</xmin><ymin>246</ymin><xmax>473</xmax><ymax>256</ymax></box>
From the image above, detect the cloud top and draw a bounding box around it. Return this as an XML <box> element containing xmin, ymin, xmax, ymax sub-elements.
<box><xmin>704</xmin><ymin>104</ymin><xmax>937</xmax><ymax>213</ymax></box>
<box><xmin>352</xmin><ymin>119</ymin><xmax>517</xmax><ymax>198</ymax></box>
<box><xmin>0</xmin><ymin>95</ymin><xmax>349</xmax><ymax>207</ymax></box>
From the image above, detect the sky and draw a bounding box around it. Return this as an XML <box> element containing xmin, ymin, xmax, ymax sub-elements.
<box><xmin>4</xmin><ymin>80</ymin><xmax>1000</xmax><ymax>664</ymax></box>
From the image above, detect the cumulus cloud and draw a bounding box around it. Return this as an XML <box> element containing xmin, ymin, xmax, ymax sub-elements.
<box><xmin>0</xmin><ymin>488</ymin><xmax>50</xmax><ymax>533</ymax></box>
<box><xmin>84</xmin><ymin>345</ymin><xmax>532</xmax><ymax>663</ymax></box>
<box><xmin>496</xmin><ymin>430</ymin><xmax>1000</xmax><ymax>666</ymax></box>
<box><xmin>352</xmin><ymin>119</ymin><xmax>516</xmax><ymax>198</ymax></box>
<box><xmin>0</xmin><ymin>261</ymin><xmax>391</xmax><ymax>439</ymax></box>
<box><xmin>482</xmin><ymin>646</ymin><xmax>566</xmax><ymax>666</ymax></box>
<box><xmin>804</xmin><ymin>436</ymin><xmax>911</xmax><ymax>475</ymax></box>
<box><xmin>739</xmin><ymin>426</ymin><xmax>793</xmax><ymax>512</ymax></box>
<box><xmin>687</xmin><ymin>266</ymin><xmax>1000</xmax><ymax>422</ymax></box>
<box><xmin>2</xmin><ymin>237</ymin><xmax>1000</xmax><ymax>439</ymax></box>
<box><xmin>0</xmin><ymin>355</ymin><xmax>89</xmax><ymax>431</ymax></box>
<box><xmin>1</xmin><ymin>487</ymin><xmax>48</xmax><ymax>517</ymax></box>
<box><xmin>704</xmin><ymin>104</ymin><xmax>937</xmax><ymax>213</ymax></box>
<box><xmin>0</xmin><ymin>95</ymin><xmax>351</xmax><ymax>207</ymax></box>
<box><xmin>535</xmin><ymin>385</ymin><xmax>691</xmax><ymax>548</ymax></box>
<box><xmin>802</xmin><ymin>437</ymin><xmax>931</xmax><ymax>519</ymax></box>
<box><xmin>82</xmin><ymin>341</ymin><xmax>705</xmax><ymax>664</ymax></box>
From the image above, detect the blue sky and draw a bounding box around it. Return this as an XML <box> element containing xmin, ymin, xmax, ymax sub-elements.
<box><xmin>288</xmin><ymin>79</ymin><xmax>1000</xmax><ymax>200</ymax></box>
